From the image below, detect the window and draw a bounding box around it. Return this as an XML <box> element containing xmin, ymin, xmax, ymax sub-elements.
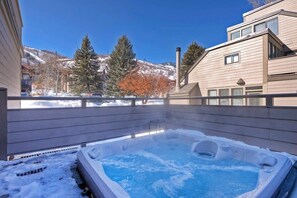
<box><xmin>267</xmin><ymin>18</ymin><xmax>278</xmax><ymax>35</ymax></box>
<box><xmin>245</xmin><ymin>86</ymin><xmax>263</xmax><ymax>106</ymax></box>
<box><xmin>254</xmin><ymin>18</ymin><xmax>278</xmax><ymax>35</ymax></box>
<box><xmin>208</xmin><ymin>90</ymin><xmax>217</xmax><ymax>105</ymax></box>
<box><xmin>225</xmin><ymin>53</ymin><xmax>239</xmax><ymax>65</ymax></box>
<box><xmin>254</xmin><ymin>22</ymin><xmax>266</xmax><ymax>33</ymax></box>
<box><xmin>219</xmin><ymin>89</ymin><xmax>229</xmax><ymax>105</ymax></box>
<box><xmin>246</xmin><ymin>92</ymin><xmax>262</xmax><ymax>106</ymax></box>
<box><xmin>232</xmin><ymin>88</ymin><xmax>243</xmax><ymax>106</ymax></box>
<box><xmin>230</xmin><ymin>31</ymin><xmax>240</xmax><ymax>40</ymax></box>
<box><xmin>241</xmin><ymin>27</ymin><xmax>252</xmax><ymax>36</ymax></box>
<box><xmin>246</xmin><ymin>86</ymin><xmax>262</xmax><ymax>90</ymax></box>
<box><xmin>22</xmin><ymin>74</ymin><xmax>30</xmax><ymax>80</ymax></box>
<box><xmin>269</xmin><ymin>42</ymin><xmax>282</xmax><ymax>59</ymax></box>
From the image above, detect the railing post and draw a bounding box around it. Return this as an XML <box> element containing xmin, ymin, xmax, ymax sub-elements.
<box><xmin>164</xmin><ymin>94</ymin><xmax>169</xmax><ymax>105</ymax></box>
<box><xmin>201</xmin><ymin>98</ymin><xmax>206</xmax><ymax>105</ymax></box>
<box><xmin>81</xmin><ymin>99</ymin><xmax>87</xmax><ymax>108</ymax></box>
<box><xmin>266</xmin><ymin>96</ymin><xmax>274</xmax><ymax>107</ymax></box>
<box><xmin>131</xmin><ymin>99</ymin><xmax>136</xmax><ymax>106</ymax></box>
<box><xmin>0</xmin><ymin>88</ymin><xmax>8</xmax><ymax>161</ymax></box>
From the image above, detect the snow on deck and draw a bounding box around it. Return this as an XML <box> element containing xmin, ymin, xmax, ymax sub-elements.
<box><xmin>0</xmin><ymin>150</ymin><xmax>84</xmax><ymax>198</ymax></box>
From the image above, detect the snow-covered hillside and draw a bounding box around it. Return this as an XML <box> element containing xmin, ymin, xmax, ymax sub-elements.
<box><xmin>137</xmin><ymin>60</ymin><xmax>175</xmax><ymax>80</ymax></box>
<box><xmin>22</xmin><ymin>46</ymin><xmax>176</xmax><ymax>80</ymax></box>
<box><xmin>22</xmin><ymin>46</ymin><xmax>68</xmax><ymax>66</ymax></box>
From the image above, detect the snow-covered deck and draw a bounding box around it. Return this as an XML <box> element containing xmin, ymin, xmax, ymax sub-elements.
<box><xmin>0</xmin><ymin>148</ymin><xmax>83</xmax><ymax>197</ymax></box>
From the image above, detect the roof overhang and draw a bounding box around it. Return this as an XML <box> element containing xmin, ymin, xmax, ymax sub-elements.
<box><xmin>228</xmin><ymin>9</ymin><xmax>297</xmax><ymax>32</ymax></box>
<box><xmin>243</xmin><ymin>0</ymin><xmax>284</xmax><ymax>18</ymax></box>
<box><xmin>169</xmin><ymin>83</ymin><xmax>199</xmax><ymax>96</ymax></box>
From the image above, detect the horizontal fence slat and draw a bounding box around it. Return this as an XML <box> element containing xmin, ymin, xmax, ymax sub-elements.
<box><xmin>269</xmin><ymin>130</ymin><xmax>297</xmax><ymax>144</ymax></box>
<box><xmin>168</xmin><ymin>118</ymin><xmax>270</xmax><ymax>139</ymax></box>
<box><xmin>169</xmin><ymin>111</ymin><xmax>297</xmax><ymax>132</ymax></box>
<box><xmin>7</xmin><ymin>127</ymin><xmax>146</xmax><ymax>155</ymax></box>
<box><xmin>7</xmin><ymin>119</ymin><xmax>157</xmax><ymax>143</ymax></box>
<box><xmin>8</xmin><ymin>106</ymin><xmax>166</xmax><ymax>122</ymax></box>
<box><xmin>167</xmin><ymin>105</ymin><xmax>270</xmax><ymax>118</ymax></box>
<box><xmin>269</xmin><ymin>108</ymin><xmax>297</xmax><ymax>121</ymax></box>
<box><xmin>8</xmin><ymin>112</ymin><xmax>163</xmax><ymax>132</ymax></box>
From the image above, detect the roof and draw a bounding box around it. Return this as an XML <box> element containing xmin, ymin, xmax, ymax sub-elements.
<box><xmin>242</xmin><ymin>0</ymin><xmax>283</xmax><ymax>18</ymax></box>
<box><xmin>169</xmin><ymin>83</ymin><xmax>199</xmax><ymax>95</ymax></box>
<box><xmin>228</xmin><ymin>10</ymin><xmax>297</xmax><ymax>32</ymax></box>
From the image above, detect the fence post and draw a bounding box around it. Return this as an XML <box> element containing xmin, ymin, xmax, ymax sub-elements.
<box><xmin>81</xmin><ymin>99</ymin><xmax>87</xmax><ymax>108</ymax></box>
<box><xmin>266</xmin><ymin>96</ymin><xmax>274</xmax><ymax>107</ymax></box>
<box><xmin>164</xmin><ymin>95</ymin><xmax>169</xmax><ymax>105</ymax></box>
<box><xmin>131</xmin><ymin>99</ymin><xmax>136</xmax><ymax>106</ymax></box>
<box><xmin>0</xmin><ymin>88</ymin><xmax>8</xmax><ymax>161</ymax></box>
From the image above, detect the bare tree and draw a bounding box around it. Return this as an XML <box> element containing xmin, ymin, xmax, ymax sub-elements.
<box><xmin>32</xmin><ymin>53</ymin><xmax>66</xmax><ymax>95</ymax></box>
<box><xmin>248</xmin><ymin>0</ymin><xmax>276</xmax><ymax>8</ymax></box>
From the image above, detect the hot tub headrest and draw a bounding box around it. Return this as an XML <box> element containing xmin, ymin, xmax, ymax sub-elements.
<box><xmin>193</xmin><ymin>140</ymin><xmax>218</xmax><ymax>158</ymax></box>
<box><xmin>257</xmin><ymin>154</ymin><xmax>277</xmax><ymax>167</ymax></box>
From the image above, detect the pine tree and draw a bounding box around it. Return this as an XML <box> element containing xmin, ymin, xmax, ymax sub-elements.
<box><xmin>106</xmin><ymin>35</ymin><xmax>137</xmax><ymax>96</ymax></box>
<box><xmin>70</xmin><ymin>36</ymin><xmax>103</xmax><ymax>95</ymax></box>
<box><xmin>181</xmin><ymin>42</ymin><xmax>205</xmax><ymax>79</ymax></box>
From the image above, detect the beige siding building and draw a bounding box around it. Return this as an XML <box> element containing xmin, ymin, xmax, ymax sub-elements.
<box><xmin>0</xmin><ymin>0</ymin><xmax>23</xmax><ymax>97</ymax></box>
<box><xmin>172</xmin><ymin>0</ymin><xmax>297</xmax><ymax>106</ymax></box>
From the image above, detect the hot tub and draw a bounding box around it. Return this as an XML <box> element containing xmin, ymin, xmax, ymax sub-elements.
<box><xmin>77</xmin><ymin>130</ymin><xmax>292</xmax><ymax>198</ymax></box>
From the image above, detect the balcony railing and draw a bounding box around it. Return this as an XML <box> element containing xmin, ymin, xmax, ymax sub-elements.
<box><xmin>168</xmin><ymin>93</ymin><xmax>297</xmax><ymax>107</ymax></box>
<box><xmin>6</xmin><ymin>92</ymin><xmax>297</xmax><ymax>108</ymax></box>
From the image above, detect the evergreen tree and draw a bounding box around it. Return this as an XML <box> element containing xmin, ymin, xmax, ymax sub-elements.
<box><xmin>70</xmin><ymin>36</ymin><xmax>103</xmax><ymax>95</ymax></box>
<box><xmin>106</xmin><ymin>35</ymin><xmax>137</xmax><ymax>96</ymax></box>
<box><xmin>181</xmin><ymin>42</ymin><xmax>205</xmax><ymax>79</ymax></box>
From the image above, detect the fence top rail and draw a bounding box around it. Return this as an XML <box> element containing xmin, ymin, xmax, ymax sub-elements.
<box><xmin>6</xmin><ymin>93</ymin><xmax>297</xmax><ymax>101</ymax></box>
<box><xmin>168</xmin><ymin>93</ymin><xmax>297</xmax><ymax>100</ymax></box>
<box><xmin>7</xmin><ymin>96</ymin><xmax>166</xmax><ymax>101</ymax></box>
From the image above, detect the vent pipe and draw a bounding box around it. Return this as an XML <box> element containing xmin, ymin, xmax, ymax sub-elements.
<box><xmin>175</xmin><ymin>47</ymin><xmax>181</xmax><ymax>92</ymax></box>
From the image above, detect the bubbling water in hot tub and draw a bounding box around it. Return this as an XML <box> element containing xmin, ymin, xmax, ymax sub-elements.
<box><xmin>100</xmin><ymin>134</ymin><xmax>260</xmax><ymax>198</ymax></box>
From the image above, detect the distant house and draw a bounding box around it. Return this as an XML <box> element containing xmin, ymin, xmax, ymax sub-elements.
<box><xmin>0</xmin><ymin>0</ymin><xmax>23</xmax><ymax>98</ymax></box>
<box><xmin>171</xmin><ymin>0</ymin><xmax>297</xmax><ymax>106</ymax></box>
<box><xmin>21</xmin><ymin>64</ymin><xmax>32</xmax><ymax>95</ymax></box>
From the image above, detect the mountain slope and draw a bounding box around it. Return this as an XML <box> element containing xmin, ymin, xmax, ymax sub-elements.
<box><xmin>22</xmin><ymin>46</ymin><xmax>176</xmax><ymax>80</ymax></box>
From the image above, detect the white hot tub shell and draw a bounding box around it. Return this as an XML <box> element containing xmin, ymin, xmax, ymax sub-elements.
<box><xmin>77</xmin><ymin>129</ymin><xmax>292</xmax><ymax>198</ymax></box>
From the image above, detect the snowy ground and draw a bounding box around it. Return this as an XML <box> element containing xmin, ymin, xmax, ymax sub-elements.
<box><xmin>20</xmin><ymin>99</ymin><xmax>164</xmax><ymax>109</ymax></box>
<box><xmin>0</xmin><ymin>149</ymin><xmax>84</xmax><ymax>198</ymax></box>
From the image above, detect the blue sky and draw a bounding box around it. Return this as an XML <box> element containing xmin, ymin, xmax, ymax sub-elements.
<box><xmin>20</xmin><ymin>0</ymin><xmax>253</xmax><ymax>63</ymax></box>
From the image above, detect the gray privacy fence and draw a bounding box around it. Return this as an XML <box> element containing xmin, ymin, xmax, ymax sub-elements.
<box><xmin>166</xmin><ymin>105</ymin><xmax>297</xmax><ymax>155</ymax></box>
<box><xmin>1</xmin><ymin>87</ymin><xmax>297</xmax><ymax>160</ymax></box>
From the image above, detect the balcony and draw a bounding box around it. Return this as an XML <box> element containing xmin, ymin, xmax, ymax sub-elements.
<box><xmin>268</xmin><ymin>54</ymin><xmax>297</xmax><ymax>76</ymax></box>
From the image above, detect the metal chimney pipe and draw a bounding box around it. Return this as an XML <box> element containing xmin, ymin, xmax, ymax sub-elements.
<box><xmin>175</xmin><ymin>47</ymin><xmax>181</xmax><ymax>92</ymax></box>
